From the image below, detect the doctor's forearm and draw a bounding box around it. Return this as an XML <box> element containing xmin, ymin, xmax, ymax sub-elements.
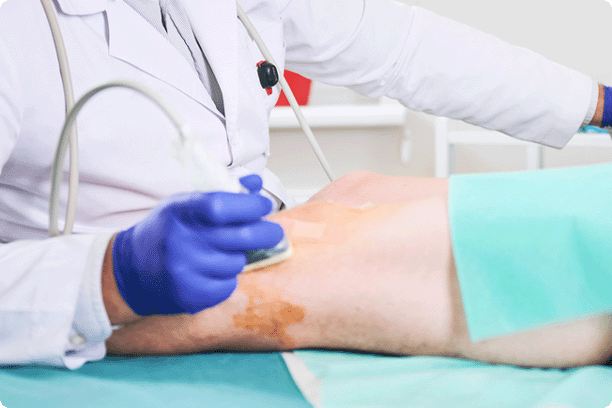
<box><xmin>101</xmin><ymin>235</ymin><xmax>141</xmax><ymax>326</ymax></box>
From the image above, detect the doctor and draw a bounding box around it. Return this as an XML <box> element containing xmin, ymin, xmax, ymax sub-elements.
<box><xmin>0</xmin><ymin>0</ymin><xmax>606</xmax><ymax>368</ymax></box>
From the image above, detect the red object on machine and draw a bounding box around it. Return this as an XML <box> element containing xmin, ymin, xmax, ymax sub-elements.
<box><xmin>276</xmin><ymin>71</ymin><xmax>312</xmax><ymax>106</ymax></box>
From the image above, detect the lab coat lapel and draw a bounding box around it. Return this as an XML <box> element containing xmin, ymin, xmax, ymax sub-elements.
<box><xmin>104</xmin><ymin>0</ymin><xmax>221</xmax><ymax>116</ymax></box>
<box><xmin>54</xmin><ymin>0</ymin><xmax>106</xmax><ymax>15</ymax></box>
<box><xmin>183</xmin><ymin>0</ymin><xmax>239</xmax><ymax>137</ymax></box>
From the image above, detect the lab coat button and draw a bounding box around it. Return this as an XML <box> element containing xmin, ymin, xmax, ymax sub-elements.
<box><xmin>69</xmin><ymin>334</ymin><xmax>86</xmax><ymax>346</ymax></box>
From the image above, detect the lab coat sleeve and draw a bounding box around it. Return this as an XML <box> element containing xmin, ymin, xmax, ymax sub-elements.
<box><xmin>0</xmin><ymin>2</ymin><xmax>112</xmax><ymax>369</ymax></box>
<box><xmin>1</xmin><ymin>32</ymin><xmax>113</xmax><ymax>369</ymax></box>
<box><xmin>279</xmin><ymin>0</ymin><xmax>595</xmax><ymax>148</ymax></box>
<box><xmin>0</xmin><ymin>33</ymin><xmax>22</xmax><ymax>165</ymax></box>
<box><xmin>0</xmin><ymin>233</ymin><xmax>115</xmax><ymax>369</ymax></box>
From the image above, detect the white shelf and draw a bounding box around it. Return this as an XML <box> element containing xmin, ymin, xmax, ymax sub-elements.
<box><xmin>435</xmin><ymin>116</ymin><xmax>612</xmax><ymax>177</ymax></box>
<box><xmin>566</xmin><ymin>133</ymin><xmax>612</xmax><ymax>147</ymax></box>
<box><xmin>269</xmin><ymin>104</ymin><xmax>407</xmax><ymax>129</ymax></box>
<box><xmin>447</xmin><ymin>130</ymin><xmax>612</xmax><ymax>147</ymax></box>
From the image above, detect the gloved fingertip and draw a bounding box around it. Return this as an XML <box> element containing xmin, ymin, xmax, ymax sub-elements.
<box><xmin>187</xmin><ymin>191</ymin><xmax>275</xmax><ymax>225</ymax></box>
<box><xmin>256</xmin><ymin>220</ymin><xmax>286</xmax><ymax>248</ymax></box>
<box><xmin>270</xmin><ymin>221</ymin><xmax>286</xmax><ymax>243</ymax></box>
<box><xmin>258</xmin><ymin>194</ymin><xmax>274</xmax><ymax>216</ymax></box>
<box><xmin>239</xmin><ymin>174</ymin><xmax>263</xmax><ymax>194</ymax></box>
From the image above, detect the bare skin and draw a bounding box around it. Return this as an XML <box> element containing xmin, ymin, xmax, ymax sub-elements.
<box><xmin>104</xmin><ymin>171</ymin><xmax>612</xmax><ymax>368</ymax></box>
<box><xmin>589</xmin><ymin>83</ymin><xmax>605</xmax><ymax>127</ymax></box>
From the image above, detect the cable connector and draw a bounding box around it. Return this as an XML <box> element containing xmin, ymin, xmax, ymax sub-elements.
<box><xmin>257</xmin><ymin>60</ymin><xmax>278</xmax><ymax>95</ymax></box>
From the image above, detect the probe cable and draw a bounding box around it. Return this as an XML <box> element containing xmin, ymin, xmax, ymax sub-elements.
<box><xmin>236</xmin><ymin>3</ymin><xmax>336</xmax><ymax>182</ymax></box>
<box><xmin>40</xmin><ymin>0</ymin><xmax>80</xmax><ymax>236</ymax></box>
<box><xmin>49</xmin><ymin>81</ymin><xmax>191</xmax><ymax>236</ymax></box>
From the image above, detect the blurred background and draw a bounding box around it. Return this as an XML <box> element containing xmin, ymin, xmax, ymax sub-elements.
<box><xmin>267</xmin><ymin>0</ymin><xmax>612</xmax><ymax>202</ymax></box>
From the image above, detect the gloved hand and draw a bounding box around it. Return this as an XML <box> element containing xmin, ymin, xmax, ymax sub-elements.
<box><xmin>112</xmin><ymin>175</ymin><xmax>284</xmax><ymax>316</ymax></box>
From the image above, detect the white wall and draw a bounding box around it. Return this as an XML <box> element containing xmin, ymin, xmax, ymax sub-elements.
<box><xmin>268</xmin><ymin>0</ymin><xmax>612</xmax><ymax>195</ymax></box>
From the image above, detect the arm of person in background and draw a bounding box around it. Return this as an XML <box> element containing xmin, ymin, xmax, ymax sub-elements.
<box><xmin>105</xmin><ymin>172</ymin><xmax>612</xmax><ymax>369</ymax></box>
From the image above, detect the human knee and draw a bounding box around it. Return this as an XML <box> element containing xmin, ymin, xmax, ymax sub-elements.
<box><xmin>336</xmin><ymin>170</ymin><xmax>378</xmax><ymax>185</ymax></box>
<box><xmin>336</xmin><ymin>171</ymin><xmax>391</xmax><ymax>190</ymax></box>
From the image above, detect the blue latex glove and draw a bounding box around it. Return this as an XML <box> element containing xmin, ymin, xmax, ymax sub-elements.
<box><xmin>112</xmin><ymin>175</ymin><xmax>284</xmax><ymax>316</ymax></box>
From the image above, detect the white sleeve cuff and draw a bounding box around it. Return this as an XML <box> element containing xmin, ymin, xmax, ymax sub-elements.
<box><xmin>63</xmin><ymin>332</ymin><xmax>107</xmax><ymax>370</ymax></box>
<box><xmin>63</xmin><ymin>233</ymin><xmax>115</xmax><ymax>369</ymax></box>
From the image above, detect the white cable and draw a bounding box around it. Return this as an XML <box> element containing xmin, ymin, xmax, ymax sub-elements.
<box><xmin>49</xmin><ymin>81</ymin><xmax>191</xmax><ymax>237</ymax></box>
<box><xmin>40</xmin><ymin>0</ymin><xmax>80</xmax><ymax>236</ymax></box>
<box><xmin>236</xmin><ymin>3</ymin><xmax>336</xmax><ymax>182</ymax></box>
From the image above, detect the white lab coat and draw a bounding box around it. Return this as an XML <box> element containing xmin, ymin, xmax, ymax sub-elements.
<box><xmin>0</xmin><ymin>0</ymin><xmax>595</xmax><ymax>368</ymax></box>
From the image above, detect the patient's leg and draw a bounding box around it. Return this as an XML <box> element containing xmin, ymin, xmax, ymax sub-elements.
<box><xmin>106</xmin><ymin>172</ymin><xmax>612</xmax><ymax>368</ymax></box>
<box><xmin>107</xmin><ymin>193</ymin><xmax>457</xmax><ymax>357</ymax></box>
